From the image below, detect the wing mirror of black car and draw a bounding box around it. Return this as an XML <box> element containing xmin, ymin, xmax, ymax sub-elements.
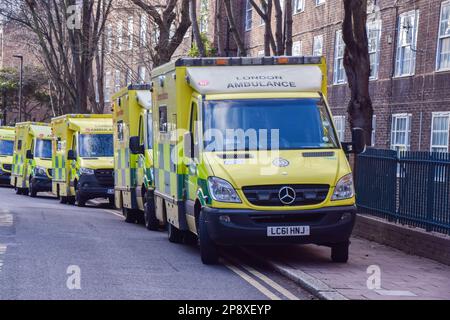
<box><xmin>26</xmin><ymin>150</ymin><xmax>34</xmax><ymax>160</ymax></box>
<box><xmin>343</xmin><ymin>128</ymin><xmax>366</xmax><ymax>155</ymax></box>
<box><xmin>129</xmin><ymin>136</ymin><xmax>144</xmax><ymax>155</ymax></box>
<box><xmin>67</xmin><ymin>150</ymin><xmax>77</xmax><ymax>161</ymax></box>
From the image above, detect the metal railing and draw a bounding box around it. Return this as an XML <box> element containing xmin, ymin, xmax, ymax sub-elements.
<box><xmin>356</xmin><ymin>148</ymin><xmax>450</xmax><ymax>235</ymax></box>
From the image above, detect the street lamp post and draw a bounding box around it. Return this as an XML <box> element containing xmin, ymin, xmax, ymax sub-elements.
<box><xmin>13</xmin><ymin>55</ymin><xmax>23</xmax><ymax>123</ymax></box>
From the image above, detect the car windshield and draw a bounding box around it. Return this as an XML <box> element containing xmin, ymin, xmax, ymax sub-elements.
<box><xmin>0</xmin><ymin>139</ymin><xmax>14</xmax><ymax>156</ymax></box>
<box><xmin>203</xmin><ymin>98</ymin><xmax>339</xmax><ymax>151</ymax></box>
<box><xmin>79</xmin><ymin>134</ymin><xmax>113</xmax><ymax>158</ymax></box>
<box><xmin>34</xmin><ymin>139</ymin><xmax>52</xmax><ymax>159</ymax></box>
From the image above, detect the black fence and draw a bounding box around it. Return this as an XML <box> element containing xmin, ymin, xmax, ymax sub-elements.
<box><xmin>356</xmin><ymin>148</ymin><xmax>450</xmax><ymax>235</ymax></box>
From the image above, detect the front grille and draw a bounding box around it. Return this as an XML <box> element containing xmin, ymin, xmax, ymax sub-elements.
<box><xmin>95</xmin><ymin>169</ymin><xmax>114</xmax><ymax>187</ymax></box>
<box><xmin>250</xmin><ymin>213</ymin><xmax>325</xmax><ymax>224</ymax></box>
<box><xmin>242</xmin><ymin>184</ymin><xmax>329</xmax><ymax>207</ymax></box>
<box><xmin>2</xmin><ymin>164</ymin><xmax>12</xmax><ymax>171</ymax></box>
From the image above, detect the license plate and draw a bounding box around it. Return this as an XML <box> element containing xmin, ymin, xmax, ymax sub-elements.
<box><xmin>267</xmin><ymin>226</ymin><xmax>310</xmax><ymax>237</ymax></box>
<box><xmin>107</xmin><ymin>189</ymin><xmax>114</xmax><ymax>195</ymax></box>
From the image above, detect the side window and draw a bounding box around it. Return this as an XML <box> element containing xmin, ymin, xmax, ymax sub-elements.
<box><xmin>146</xmin><ymin>113</ymin><xmax>153</xmax><ymax>149</ymax></box>
<box><xmin>17</xmin><ymin>140</ymin><xmax>22</xmax><ymax>151</ymax></box>
<box><xmin>117</xmin><ymin>121</ymin><xmax>124</xmax><ymax>142</ymax></box>
<box><xmin>159</xmin><ymin>106</ymin><xmax>168</xmax><ymax>132</ymax></box>
<box><xmin>72</xmin><ymin>135</ymin><xmax>77</xmax><ymax>154</ymax></box>
<box><xmin>30</xmin><ymin>139</ymin><xmax>35</xmax><ymax>155</ymax></box>
<box><xmin>138</xmin><ymin>115</ymin><xmax>144</xmax><ymax>144</ymax></box>
<box><xmin>57</xmin><ymin>138</ymin><xmax>62</xmax><ymax>152</ymax></box>
<box><xmin>190</xmin><ymin>102</ymin><xmax>198</xmax><ymax>142</ymax></box>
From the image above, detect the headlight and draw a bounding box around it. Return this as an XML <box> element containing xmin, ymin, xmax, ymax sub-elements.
<box><xmin>79</xmin><ymin>167</ymin><xmax>95</xmax><ymax>175</ymax></box>
<box><xmin>332</xmin><ymin>174</ymin><xmax>355</xmax><ymax>201</ymax></box>
<box><xmin>34</xmin><ymin>166</ymin><xmax>47</xmax><ymax>177</ymax></box>
<box><xmin>207</xmin><ymin>177</ymin><xmax>241</xmax><ymax>203</ymax></box>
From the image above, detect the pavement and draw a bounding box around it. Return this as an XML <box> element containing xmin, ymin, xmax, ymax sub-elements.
<box><xmin>246</xmin><ymin>237</ymin><xmax>450</xmax><ymax>300</ymax></box>
<box><xmin>0</xmin><ymin>187</ymin><xmax>312</xmax><ymax>300</ymax></box>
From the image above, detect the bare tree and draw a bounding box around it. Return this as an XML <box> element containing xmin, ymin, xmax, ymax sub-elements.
<box><xmin>190</xmin><ymin>0</ymin><xmax>206</xmax><ymax>57</ymax></box>
<box><xmin>223</xmin><ymin>0</ymin><xmax>246</xmax><ymax>56</ymax></box>
<box><xmin>342</xmin><ymin>0</ymin><xmax>373</xmax><ymax>145</ymax></box>
<box><xmin>130</xmin><ymin>0</ymin><xmax>191</xmax><ymax>67</ymax></box>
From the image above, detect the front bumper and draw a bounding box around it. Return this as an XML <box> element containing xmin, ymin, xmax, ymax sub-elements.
<box><xmin>32</xmin><ymin>176</ymin><xmax>52</xmax><ymax>192</ymax></box>
<box><xmin>77</xmin><ymin>174</ymin><xmax>114</xmax><ymax>200</ymax></box>
<box><xmin>203</xmin><ymin>205</ymin><xmax>356</xmax><ymax>246</ymax></box>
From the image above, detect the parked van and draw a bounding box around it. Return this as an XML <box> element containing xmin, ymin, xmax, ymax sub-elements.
<box><xmin>151</xmin><ymin>57</ymin><xmax>364</xmax><ymax>264</ymax></box>
<box><xmin>11</xmin><ymin>122</ymin><xmax>53</xmax><ymax>196</ymax></box>
<box><xmin>51</xmin><ymin>115</ymin><xmax>114</xmax><ymax>206</ymax></box>
<box><xmin>0</xmin><ymin>126</ymin><xmax>15</xmax><ymax>185</ymax></box>
<box><xmin>112</xmin><ymin>85</ymin><xmax>160</xmax><ymax>229</ymax></box>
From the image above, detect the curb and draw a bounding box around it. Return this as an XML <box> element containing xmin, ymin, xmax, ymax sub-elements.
<box><xmin>241</xmin><ymin>248</ymin><xmax>348</xmax><ymax>300</ymax></box>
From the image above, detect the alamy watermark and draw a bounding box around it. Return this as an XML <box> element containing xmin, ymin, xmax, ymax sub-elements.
<box><xmin>66</xmin><ymin>265</ymin><xmax>81</xmax><ymax>290</ymax></box>
<box><xmin>67</xmin><ymin>5</ymin><xmax>81</xmax><ymax>30</ymax></box>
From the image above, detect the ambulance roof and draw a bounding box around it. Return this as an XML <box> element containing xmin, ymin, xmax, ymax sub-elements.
<box><xmin>0</xmin><ymin>126</ymin><xmax>15</xmax><ymax>140</ymax></box>
<box><xmin>66</xmin><ymin>117</ymin><xmax>113</xmax><ymax>134</ymax></box>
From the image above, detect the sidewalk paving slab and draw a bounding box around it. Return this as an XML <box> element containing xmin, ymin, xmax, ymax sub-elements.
<box><xmin>245</xmin><ymin>236</ymin><xmax>450</xmax><ymax>300</ymax></box>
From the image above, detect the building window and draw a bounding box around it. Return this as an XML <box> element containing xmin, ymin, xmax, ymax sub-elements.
<box><xmin>395</xmin><ymin>10</ymin><xmax>419</xmax><ymax>77</ymax></box>
<box><xmin>294</xmin><ymin>0</ymin><xmax>305</xmax><ymax>13</ymax></box>
<box><xmin>371</xmin><ymin>115</ymin><xmax>377</xmax><ymax>147</ymax></box>
<box><xmin>257</xmin><ymin>50</ymin><xmax>265</xmax><ymax>57</ymax></box>
<box><xmin>315</xmin><ymin>0</ymin><xmax>325</xmax><ymax>6</ymax></box>
<box><xmin>333</xmin><ymin>30</ymin><xmax>346</xmax><ymax>84</ymax></box>
<box><xmin>245</xmin><ymin>0</ymin><xmax>253</xmax><ymax>31</ymax></box>
<box><xmin>127</xmin><ymin>17</ymin><xmax>134</xmax><ymax>50</ymax></box>
<box><xmin>106</xmin><ymin>24</ymin><xmax>113</xmax><ymax>54</ymax></box>
<box><xmin>125</xmin><ymin>69</ymin><xmax>132</xmax><ymax>86</ymax></box>
<box><xmin>313</xmin><ymin>35</ymin><xmax>323</xmax><ymax>56</ymax></box>
<box><xmin>367</xmin><ymin>20</ymin><xmax>382</xmax><ymax>79</ymax></box>
<box><xmin>292</xmin><ymin>40</ymin><xmax>302</xmax><ymax>56</ymax></box>
<box><xmin>140</xmin><ymin>15</ymin><xmax>148</xmax><ymax>47</ymax></box>
<box><xmin>117</xmin><ymin>20</ymin><xmax>123</xmax><ymax>51</ymax></box>
<box><xmin>138</xmin><ymin>66</ymin><xmax>146</xmax><ymax>84</ymax></box>
<box><xmin>333</xmin><ymin>116</ymin><xmax>346</xmax><ymax>141</ymax></box>
<box><xmin>391</xmin><ymin>114</ymin><xmax>412</xmax><ymax>153</ymax></box>
<box><xmin>200</xmin><ymin>0</ymin><xmax>209</xmax><ymax>33</ymax></box>
<box><xmin>114</xmin><ymin>70</ymin><xmax>121</xmax><ymax>92</ymax></box>
<box><xmin>431</xmin><ymin>112</ymin><xmax>450</xmax><ymax>153</ymax></box>
<box><xmin>437</xmin><ymin>1</ymin><xmax>450</xmax><ymax>71</ymax></box>
<box><xmin>104</xmin><ymin>71</ymin><xmax>112</xmax><ymax>103</ymax></box>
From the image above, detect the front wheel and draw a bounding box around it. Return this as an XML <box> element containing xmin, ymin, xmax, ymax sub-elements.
<box><xmin>331</xmin><ymin>242</ymin><xmax>350</xmax><ymax>263</ymax></box>
<box><xmin>144</xmin><ymin>192</ymin><xmax>158</xmax><ymax>231</ymax></box>
<box><xmin>76</xmin><ymin>190</ymin><xmax>86</xmax><ymax>207</ymax></box>
<box><xmin>168</xmin><ymin>223</ymin><xmax>184</xmax><ymax>244</ymax></box>
<box><xmin>199</xmin><ymin>210</ymin><xmax>219</xmax><ymax>265</ymax></box>
<box><xmin>60</xmin><ymin>196</ymin><xmax>68</xmax><ymax>204</ymax></box>
<box><xmin>29</xmin><ymin>179</ymin><xmax>37</xmax><ymax>198</ymax></box>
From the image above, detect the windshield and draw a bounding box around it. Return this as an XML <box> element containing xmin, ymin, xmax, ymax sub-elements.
<box><xmin>203</xmin><ymin>98</ymin><xmax>339</xmax><ymax>151</ymax></box>
<box><xmin>79</xmin><ymin>134</ymin><xmax>113</xmax><ymax>158</ymax></box>
<box><xmin>0</xmin><ymin>139</ymin><xmax>14</xmax><ymax>156</ymax></box>
<box><xmin>35</xmin><ymin>139</ymin><xmax>52</xmax><ymax>159</ymax></box>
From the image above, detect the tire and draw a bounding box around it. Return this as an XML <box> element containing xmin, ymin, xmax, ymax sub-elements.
<box><xmin>168</xmin><ymin>223</ymin><xmax>184</xmax><ymax>244</ymax></box>
<box><xmin>331</xmin><ymin>242</ymin><xmax>350</xmax><ymax>263</ymax></box>
<box><xmin>199</xmin><ymin>210</ymin><xmax>219</xmax><ymax>265</ymax></box>
<box><xmin>144</xmin><ymin>192</ymin><xmax>159</xmax><ymax>231</ymax></box>
<box><xmin>123</xmin><ymin>207</ymin><xmax>137</xmax><ymax>223</ymax></box>
<box><xmin>29</xmin><ymin>179</ymin><xmax>37</xmax><ymax>198</ymax></box>
<box><xmin>60</xmin><ymin>196</ymin><xmax>68</xmax><ymax>204</ymax></box>
<box><xmin>184</xmin><ymin>232</ymin><xmax>198</xmax><ymax>246</ymax></box>
<box><xmin>108</xmin><ymin>197</ymin><xmax>115</xmax><ymax>208</ymax></box>
<box><xmin>76</xmin><ymin>190</ymin><xmax>86</xmax><ymax>207</ymax></box>
<box><xmin>15</xmin><ymin>188</ymin><xmax>22</xmax><ymax>195</ymax></box>
<box><xmin>22</xmin><ymin>188</ymin><xmax>29</xmax><ymax>196</ymax></box>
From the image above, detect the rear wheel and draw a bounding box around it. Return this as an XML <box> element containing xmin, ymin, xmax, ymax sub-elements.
<box><xmin>168</xmin><ymin>223</ymin><xmax>184</xmax><ymax>244</ymax></box>
<box><xmin>331</xmin><ymin>242</ymin><xmax>350</xmax><ymax>263</ymax></box>
<box><xmin>67</xmin><ymin>196</ymin><xmax>76</xmax><ymax>205</ymax></box>
<box><xmin>144</xmin><ymin>191</ymin><xmax>158</xmax><ymax>231</ymax></box>
<box><xmin>199</xmin><ymin>210</ymin><xmax>219</xmax><ymax>265</ymax></box>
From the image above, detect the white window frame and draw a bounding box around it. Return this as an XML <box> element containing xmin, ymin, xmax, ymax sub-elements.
<box><xmin>395</xmin><ymin>10</ymin><xmax>419</xmax><ymax>77</ymax></box>
<box><xmin>313</xmin><ymin>35</ymin><xmax>323</xmax><ymax>56</ymax></box>
<box><xmin>140</xmin><ymin>15</ymin><xmax>148</xmax><ymax>47</ymax></box>
<box><xmin>333</xmin><ymin>30</ymin><xmax>347</xmax><ymax>84</ymax></box>
<box><xmin>367</xmin><ymin>20</ymin><xmax>382</xmax><ymax>80</ymax></box>
<box><xmin>138</xmin><ymin>66</ymin><xmax>146</xmax><ymax>84</ymax></box>
<box><xmin>391</xmin><ymin>113</ymin><xmax>412</xmax><ymax>153</ymax></box>
<box><xmin>294</xmin><ymin>0</ymin><xmax>305</xmax><ymax>14</ymax></box>
<box><xmin>315</xmin><ymin>0</ymin><xmax>325</xmax><ymax>6</ymax></box>
<box><xmin>200</xmin><ymin>0</ymin><xmax>209</xmax><ymax>33</ymax></box>
<box><xmin>127</xmin><ymin>16</ymin><xmax>134</xmax><ymax>50</ymax></box>
<box><xmin>436</xmin><ymin>1</ymin><xmax>450</xmax><ymax>71</ymax></box>
<box><xmin>333</xmin><ymin>115</ymin><xmax>346</xmax><ymax>141</ymax></box>
<box><xmin>106</xmin><ymin>24</ymin><xmax>113</xmax><ymax>54</ymax></box>
<box><xmin>114</xmin><ymin>69</ymin><xmax>121</xmax><ymax>92</ymax></box>
<box><xmin>430</xmin><ymin>112</ymin><xmax>450</xmax><ymax>153</ymax></box>
<box><xmin>104</xmin><ymin>70</ymin><xmax>112</xmax><ymax>103</ymax></box>
<box><xmin>117</xmin><ymin>20</ymin><xmax>123</xmax><ymax>51</ymax></box>
<box><xmin>292</xmin><ymin>40</ymin><xmax>302</xmax><ymax>56</ymax></box>
<box><xmin>245</xmin><ymin>0</ymin><xmax>253</xmax><ymax>31</ymax></box>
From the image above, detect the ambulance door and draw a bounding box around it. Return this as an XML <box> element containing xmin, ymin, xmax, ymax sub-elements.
<box><xmin>185</xmin><ymin>99</ymin><xmax>200</xmax><ymax>203</ymax></box>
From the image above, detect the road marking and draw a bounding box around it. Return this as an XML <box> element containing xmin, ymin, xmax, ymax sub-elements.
<box><xmin>223</xmin><ymin>254</ymin><xmax>299</xmax><ymax>300</ymax></box>
<box><xmin>223</xmin><ymin>261</ymin><xmax>281</xmax><ymax>300</ymax></box>
<box><xmin>0</xmin><ymin>244</ymin><xmax>6</xmax><ymax>272</ymax></box>
<box><xmin>0</xmin><ymin>210</ymin><xmax>13</xmax><ymax>227</ymax></box>
<box><xmin>103</xmin><ymin>209</ymin><xmax>124</xmax><ymax>219</ymax></box>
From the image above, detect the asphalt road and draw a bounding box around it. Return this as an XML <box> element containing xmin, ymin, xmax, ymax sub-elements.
<box><xmin>0</xmin><ymin>186</ymin><xmax>313</xmax><ymax>300</ymax></box>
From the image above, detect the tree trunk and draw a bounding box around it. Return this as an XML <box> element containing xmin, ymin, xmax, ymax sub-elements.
<box><xmin>342</xmin><ymin>0</ymin><xmax>373</xmax><ymax>146</ymax></box>
<box><xmin>215</xmin><ymin>0</ymin><xmax>225</xmax><ymax>56</ymax></box>
<box><xmin>273</xmin><ymin>0</ymin><xmax>284</xmax><ymax>55</ymax></box>
<box><xmin>223</xmin><ymin>0</ymin><xmax>247</xmax><ymax>56</ymax></box>
<box><xmin>284</xmin><ymin>0</ymin><xmax>293</xmax><ymax>56</ymax></box>
<box><xmin>190</xmin><ymin>0</ymin><xmax>206</xmax><ymax>57</ymax></box>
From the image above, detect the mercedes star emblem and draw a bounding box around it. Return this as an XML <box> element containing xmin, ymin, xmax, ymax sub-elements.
<box><xmin>279</xmin><ymin>186</ymin><xmax>296</xmax><ymax>205</ymax></box>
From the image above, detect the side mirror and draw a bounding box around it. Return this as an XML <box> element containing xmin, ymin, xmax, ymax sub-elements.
<box><xmin>67</xmin><ymin>150</ymin><xmax>76</xmax><ymax>161</ymax></box>
<box><xmin>26</xmin><ymin>150</ymin><xmax>34</xmax><ymax>160</ymax></box>
<box><xmin>184</xmin><ymin>132</ymin><xmax>193</xmax><ymax>159</ymax></box>
<box><xmin>129</xmin><ymin>136</ymin><xmax>144</xmax><ymax>155</ymax></box>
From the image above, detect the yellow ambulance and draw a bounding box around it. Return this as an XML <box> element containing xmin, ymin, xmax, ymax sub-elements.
<box><xmin>0</xmin><ymin>126</ymin><xmax>15</xmax><ymax>185</ymax></box>
<box><xmin>11</xmin><ymin>122</ymin><xmax>53</xmax><ymax>196</ymax></box>
<box><xmin>51</xmin><ymin>115</ymin><xmax>115</xmax><ymax>206</ymax></box>
<box><xmin>112</xmin><ymin>85</ymin><xmax>159</xmax><ymax>229</ymax></box>
<box><xmin>151</xmin><ymin>57</ymin><xmax>364</xmax><ymax>264</ymax></box>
